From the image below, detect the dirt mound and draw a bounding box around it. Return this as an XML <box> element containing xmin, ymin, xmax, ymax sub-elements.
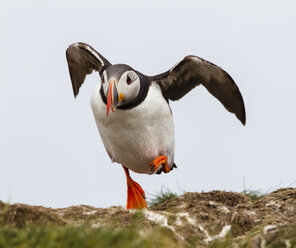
<box><xmin>1</xmin><ymin>188</ymin><xmax>296</xmax><ymax>247</ymax></box>
<box><xmin>0</xmin><ymin>203</ymin><xmax>65</xmax><ymax>227</ymax></box>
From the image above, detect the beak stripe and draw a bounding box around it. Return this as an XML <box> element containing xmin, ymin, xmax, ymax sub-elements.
<box><xmin>106</xmin><ymin>81</ymin><xmax>113</xmax><ymax>115</ymax></box>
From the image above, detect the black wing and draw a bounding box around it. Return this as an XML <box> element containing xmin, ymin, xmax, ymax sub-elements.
<box><xmin>66</xmin><ymin>42</ymin><xmax>111</xmax><ymax>97</ymax></box>
<box><xmin>151</xmin><ymin>55</ymin><xmax>246</xmax><ymax>125</ymax></box>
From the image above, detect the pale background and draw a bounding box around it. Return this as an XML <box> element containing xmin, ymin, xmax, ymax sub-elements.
<box><xmin>1</xmin><ymin>0</ymin><xmax>295</xmax><ymax>208</ymax></box>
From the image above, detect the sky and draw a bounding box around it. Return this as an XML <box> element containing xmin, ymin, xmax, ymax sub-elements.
<box><xmin>0</xmin><ymin>0</ymin><xmax>295</xmax><ymax>208</ymax></box>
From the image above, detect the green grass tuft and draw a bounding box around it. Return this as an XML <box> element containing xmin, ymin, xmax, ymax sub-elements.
<box><xmin>241</xmin><ymin>190</ymin><xmax>266</xmax><ymax>202</ymax></box>
<box><xmin>148</xmin><ymin>188</ymin><xmax>178</xmax><ymax>208</ymax></box>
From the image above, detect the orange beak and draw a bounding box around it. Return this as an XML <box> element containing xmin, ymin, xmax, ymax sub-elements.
<box><xmin>106</xmin><ymin>79</ymin><xmax>124</xmax><ymax>116</ymax></box>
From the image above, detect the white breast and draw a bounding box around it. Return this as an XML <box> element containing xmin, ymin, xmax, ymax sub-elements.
<box><xmin>91</xmin><ymin>82</ymin><xmax>175</xmax><ymax>174</ymax></box>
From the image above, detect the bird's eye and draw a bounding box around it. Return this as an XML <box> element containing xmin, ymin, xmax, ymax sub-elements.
<box><xmin>101</xmin><ymin>77</ymin><xmax>105</xmax><ymax>84</ymax></box>
<box><xmin>127</xmin><ymin>75</ymin><xmax>132</xmax><ymax>85</ymax></box>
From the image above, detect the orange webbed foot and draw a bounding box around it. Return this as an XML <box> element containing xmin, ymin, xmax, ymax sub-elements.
<box><xmin>149</xmin><ymin>155</ymin><xmax>172</xmax><ymax>174</ymax></box>
<box><xmin>122</xmin><ymin>166</ymin><xmax>147</xmax><ymax>209</ymax></box>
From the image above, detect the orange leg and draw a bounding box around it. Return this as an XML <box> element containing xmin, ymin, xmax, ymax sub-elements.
<box><xmin>149</xmin><ymin>155</ymin><xmax>172</xmax><ymax>174</ymax></box>
<box><xmin>122</xmin><ymin>165</ymin><xmax>147</xmax><ymax>209</ymax></box>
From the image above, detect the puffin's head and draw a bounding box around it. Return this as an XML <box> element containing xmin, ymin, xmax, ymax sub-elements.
<box><xmin>101</xmin><ymin>64</ymin><xmax>141</xmax><ymax>115</ymax></box>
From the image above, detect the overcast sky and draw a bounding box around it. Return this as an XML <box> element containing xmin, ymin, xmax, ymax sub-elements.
<box><xmin>1</xmin><ymin>0</ymin><xmax>295</xmax><ymax>208</ymax></box>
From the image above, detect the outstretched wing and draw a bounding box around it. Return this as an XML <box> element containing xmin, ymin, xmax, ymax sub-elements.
<box><xmin>151</xmin><ymin>55</ymin><xmax>246</xmax><ymax>125</ymax></box>
<box><xmin>66</xmin><ymin>42</ymin><xmax>111</xmax><ymax>97</ymax></box>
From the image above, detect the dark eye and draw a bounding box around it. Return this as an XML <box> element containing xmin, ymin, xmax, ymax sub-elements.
<box><xmin>127</xmin><ymin>75</ymin><xmax>132</xmax><ymax>85</ymax></box>
<box><xmin>101</xmin><ymin>77</ymin><xmax>105</xmax><ymax>84</ymax></box>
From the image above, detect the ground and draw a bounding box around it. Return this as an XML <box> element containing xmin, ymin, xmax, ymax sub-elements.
<box><xmin>1</xmin><ymin>188</ymin><xmax>296</xmax><ymax>247</ymax></box>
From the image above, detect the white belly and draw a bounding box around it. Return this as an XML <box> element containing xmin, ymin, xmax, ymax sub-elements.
<box><xmin>91</xmin><ymin>82</ymin><xmax>175</xmax><ymax>174</ymax></box>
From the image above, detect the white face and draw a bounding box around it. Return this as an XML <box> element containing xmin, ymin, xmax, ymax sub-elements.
<box><xmin>101</xmin><ymin>70</ymin><xmax>140</xmax><ymax>106</ymax></box>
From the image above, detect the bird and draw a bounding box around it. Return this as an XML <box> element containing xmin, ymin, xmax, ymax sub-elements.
<box><xmin>66</xmin><ymin>42</ymin><xmax>246</xmax><ymax>209</ymax></box>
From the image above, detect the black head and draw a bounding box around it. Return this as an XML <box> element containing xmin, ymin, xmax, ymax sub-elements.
<box><xmin>99</xmin><ymin>64</ymin><xmax>150</xmax><ymax>114</ymax></box>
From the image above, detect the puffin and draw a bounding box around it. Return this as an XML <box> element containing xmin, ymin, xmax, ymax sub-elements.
<box><xmin>66</xmin><ymin>42</ymin><xmax>245</xmax><ymax>209</ymax></box>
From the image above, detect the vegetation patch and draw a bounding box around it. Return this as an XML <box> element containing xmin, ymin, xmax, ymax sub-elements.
<box><xmin>242</xmin><ymin>190</ymin><xmax>266</xmax><ymax>202</ymax></box>
<box><xmin>0</xmin><ymin>224</ymin><xmax>182</xmax><ymax>248</ymax></box>
<box><xmin>148</xmin><ymin>188</ymin><xmax>178</xmax><ymax>208</ymax></box>
<box><xmin>1</xmin><ymin>188</ymin><xmax>296</xmax><ymax>247</ymax></box>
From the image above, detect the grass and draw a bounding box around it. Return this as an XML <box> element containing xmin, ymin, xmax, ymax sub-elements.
<box><xmin>241</xmin><ymin>190</ymin><xmax>266</xmax><ymax>202</ymax></box>
<box><xmin>0</xmin><ymin>205</ymin><xmax>181</xmax><ymax>248</ymax></box>
<box><xmin>2</xmin><ymin>223</ymin><xmax>295</xmax><ymax>248</ymax></box>
<box><xmin>148</xmin><ymin>188</ymin><xmax>178</xmax><ymax>208</ymax></box>
<box><xmin>2</xmin><ymin>189</ymin><xmax>296</xmax><ymax>248</ymax></box>
<box><xmin>0</xmin><ymin>224</ymin><xmax>182</xmax><ymax>248</ymax></box>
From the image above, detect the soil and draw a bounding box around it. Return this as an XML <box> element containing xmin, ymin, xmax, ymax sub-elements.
<box><xmin>1</xmin><ymin>188</ymin><xmax>296</xmax><ymax>247</ymax></box>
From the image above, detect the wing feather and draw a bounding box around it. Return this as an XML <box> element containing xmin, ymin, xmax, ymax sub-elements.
<box><xmin>152</xmin><ymin>56</ymin><xmax>246</xmax><ymax>125</ymax></box>
<box><xmin>66</xmin><ymin>42</ymin><xmax>111</xmax><ymax>97</ymax></box>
